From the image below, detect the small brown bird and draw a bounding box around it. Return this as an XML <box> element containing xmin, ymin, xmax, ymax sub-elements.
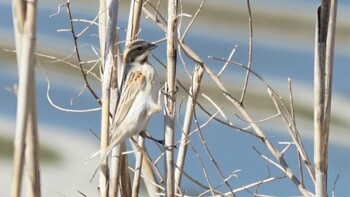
<box><xmin>91</xmin><ymin>40</ymin><xmax>161</xmax><ymax>180</ymax></box>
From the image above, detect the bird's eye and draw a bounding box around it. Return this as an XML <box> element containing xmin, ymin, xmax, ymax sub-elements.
<box><xmin>136</xmin><ymin>46</ymin><xmax>143</xmax><ymax>51</ymax></box>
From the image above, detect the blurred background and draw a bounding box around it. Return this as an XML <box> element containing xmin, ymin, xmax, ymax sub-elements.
<box><xmin>0</xmin><ymin>0</ymin><xmax>349</xmax><ymax>196</ymax></box>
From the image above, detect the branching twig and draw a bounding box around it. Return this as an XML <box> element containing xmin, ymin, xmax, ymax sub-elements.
<box><xmin>38</xmin><ymin>58</ymin><xmax>101</xmax><ymax>113</ymax></box>
<box><xmin>193</xmin><ymin>108</ymin><xmax>235</xmax><ymax>196</ymax></box>
<box><xmin>65</xmin><ymin>0</ymin><xmax>101</xmax><ymax>105</ymax></box>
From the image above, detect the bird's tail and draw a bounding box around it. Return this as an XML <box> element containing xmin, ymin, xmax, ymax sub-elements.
<box><xmin>89</xmin><ymin>132</ymin><xmax>124</xmax><ymax>182</ymax></box>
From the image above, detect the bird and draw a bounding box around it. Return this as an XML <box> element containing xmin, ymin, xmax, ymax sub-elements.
<box><xmin>91</xmin><ymin>40</ymin><xmax>161</xmax><ymax>180</ymax></box>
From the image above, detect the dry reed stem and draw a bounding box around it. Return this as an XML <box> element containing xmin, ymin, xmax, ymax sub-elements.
<box><xmin>132</xmin><ymin>137</ymin><xmax>144</xmax><ymax>197</ymax></box>
<box><xmin>119</xmin><ymin>143</ymin><xmax>132</xmax><ymax>197</ymax></box>
<box><xmin>164</xmin><ymin>0</ymin><xmax>178</xmax><ymax>196</ymax></box>
<box><xmin>314</xmin><ymin>0</ymin><xmax>337</xmax><ymax>196</ymax></box>
<box><xmin>11</xmin><ymin>0</ymin><xmax>40</xmax><ymax>196</ymax></box>
<box><xmin>174</xmin><ymin>0</ymin><xmax>206</xmax><ymax>190</ymax></box>
<box><xmin>98</xmin><ymin>0</ymin><xmax>119</xmax><ymax>195</ymax></box>
<box><xmin>174</xmin><ymin>64</ymin><xmax>203</xmax><ymax>189</ymax></box>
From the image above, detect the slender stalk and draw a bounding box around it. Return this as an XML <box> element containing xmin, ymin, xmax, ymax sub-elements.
<box><xmin>174</xmin><ymin>1</ymin><xmax>206</xmax><ymax>190</ymax></box>
<box><xmin>126</xmin><ymin>0</ymin><xmax>143</xmax><ymax>42</ymax></box>
<box><xmin>99</xmin><ymin>0</ymin><xmax>107</xmax><ymax>67</ymax></box>
<box><xmin>132</xmin><ymin>137</ymin><xmax>144</xmax><ymax>197</ymax></box>
<box><xmin>108</xmin><ymin>146</ymin><xmax>122</xmax><ymax>197</ymax></box>
<box><xmin>25</xmin><ymin>76</ymin><xmax>40</xmax><ymax>197</ymax></box>
<box><xmin>12</xmin><ymin>0</ymin><xmax>25</xmax><ymax>65</ymax></box>
<box><xmin>11</xmin><ymin>0</ymin><xmax>39</xmax><ymax>196</ymax></box>
<box><xmin>323</xmin><ymin>0</ymin><xmax>337</xmax><ymax>168</ymax></box>
<box><xmin>314</xmin><ymin>12</ymin><xmax>326</xmax><ymax>197</ymax></box>
<box><xmin>314</xmin><ymin>0</ymin><xmax>337</xmax><ymax>196</ymax></box>
<box><xmin>165</xmin><ymin>0</ymin><xmax>178</xmax><ymax>196</ymax></box>
<box><xmin>174</xmin><ymin>64</ymin><xmax>203</xmax><ymax>189</ymax></box>
<box><xmin>99</xmin><ymin>0</ymin><xmax>119</xmax><ymax>196</ymax></box>
<box><xmin>119</xmin><ymin>144</ymin><xmax>132</xmax><ymax>197</ymax></box>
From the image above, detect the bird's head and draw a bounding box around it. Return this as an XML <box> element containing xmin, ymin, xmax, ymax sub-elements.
<box><xmin>123</xmin><ymin>40</ymin><xmax>157</xmax><ymax>64</ymax></box>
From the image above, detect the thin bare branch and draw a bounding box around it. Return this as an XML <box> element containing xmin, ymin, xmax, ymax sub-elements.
<box><xmin>38</xmin><ymin>61</ymin><xmax>101</xmax><ymax>112</ymax></box>
<box><xmin>65</xmin><ymin>0</ymin><xmax>101</xmax><ymax>105</ymax></box>
<box><xmin>239</xmin><ymin>0</ymin><xmax>253</xmax><ymax>104</ymax></box>
<box><xmin>218</xmin><ymin>45</ymin><xmax>237</xmax><ymax>77</ymax></box>
<box><xmin>75</xmin><ymin>12</ymin><xmax>102</xmax><ymax>38</ymax></box>
<box><xmin>187</xmin><ymin>139</ymin><xmax>215</xmax><ymax>196</ymax></box>
<box><xmin>331</xmin><ymin>174</ymin><xmax>339</xmax><ymax>197</ymax></box>
<box><xmin>253</xmin><ymin>147</ymin><xmax>285</xmax><ymax>173</ymax></box>
<box><xmin>230</xmin><ymin>176</ymin><xmax>286</xmax><ymax>195</ymax></box>
<box><xmin>193</xmin><ymin>108</ymin><xmax>235</xmax><ymax>196</ymax></box>
<box><xmin>180</xmin><ymin>0</ymin><xmax>206</xmax><ymax>40</ymax></box>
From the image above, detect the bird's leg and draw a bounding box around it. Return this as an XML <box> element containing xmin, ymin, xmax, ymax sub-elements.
<box><xmin>140</xmin><ymin>131</ymin><xmax>164</xmax><ymax>145</ymax></box>
<box><xmin>140</xmin><ymin>131</ymin><xmax>177</xmax><ymax>149</ymax></box>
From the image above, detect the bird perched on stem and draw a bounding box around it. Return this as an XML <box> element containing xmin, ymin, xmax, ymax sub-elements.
<box><xmin>91</xmin><ymin>40</ymin><xmax>161</xmax><ymax>180</ymax></box>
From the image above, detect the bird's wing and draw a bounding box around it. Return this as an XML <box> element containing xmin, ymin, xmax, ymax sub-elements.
<box><xmin>113</xmin><ymin>70</ymin><xmax>146</xmax><ymax>126</ymax></box>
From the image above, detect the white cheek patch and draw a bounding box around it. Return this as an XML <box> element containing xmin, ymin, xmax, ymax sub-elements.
<box><xmin>134</xmin><ymin>51</ymin><xmax>150</xmax><ymax>62</ymax></box>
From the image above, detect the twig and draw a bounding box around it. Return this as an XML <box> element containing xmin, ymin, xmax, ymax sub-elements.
<box><xmin>182</xmin><ymin>41</ymin><xmax>312</xmax><ymax>196</ymax></box>
<box><xmin>187</xmin><ymin>138</ymin><xmax>215</xmax><ymax>196</ymax></box>
<box><xmin>35</xmin><ymin>52</ymin><xmax>101</xmax><ymax>81</ymax></box>
<box><xmin>253</xmin><ymin>147</ymin><xmax>285</xmax><ymax>173</ymax></box>
<box><xmin>127</xmin><ymin>166</ymin><xmax>165</xmax><ymax>192</ymax></box>
<box><xmin>175</xmin><ymin>165</ymin><xmax>218</xmax><ymax>195</ymax></box>
<box><xmin>75</xmin><ymin>12</ymin><xmax>102</xmax><ymax>38</ymax></box>
<box><xmin>180</xmin><ymin>0</ymin><xmax>206</xmax><ymax>40</ymax></box>
<box><xmin>218</xmin><ymin>45</ymin><xmax>237</xmax><ymax>77</ymax></box>
<box><xmin>268</xmin><ymin>87</ymin><xmax>315</xmax><ymax>183</ymax></box>
<box><xmin>193</xmin><ymin>108</ymin><xmax>235</xmax><ymax>196</ymax></box>
<box><xmin>199</xmin><ymin>170</ymin><xmax>239</xmax><ymax>196</ymax></box>
<box><xmin>229</xmin><ymin>176</ymin><xmax>286</xmax><ymax>195</ymax></box>
<box><xmin>331</xmin><ymin>174</ymin><xmax>339</xmax><ymax>197</ymax></box>
<box><xmin>38</xmin><ymin>61</ymin><xmax>101</xmax><ymax>112</ymax></box>
<box><xmin>239</xmin><ymin>0</ymin><xmax>253</xmax><ymax>104</ymax></box>
<box><xmin>130</xmin><ymin>138</ymin><xmax>163</xmax><ymax>182</ymax></box>
<box><xmin>65</xmin><ymin>0</ymin><xmax>101</xmax><ymax>105</ymax></box>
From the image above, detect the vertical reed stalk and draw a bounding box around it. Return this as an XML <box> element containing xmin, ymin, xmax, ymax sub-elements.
<box><xmin>174</xmin><ymin>64</ymin><xmax>204</xmax><ymax>189</ymax></box>
<box><xmin>25</xmin><ymin>81</ymin><xmax>40</xmax><ymax>197</ymax></box>
<box><xmin>314</xmin><ymin>0</ymin><xmax>337</xmax><ymax>196</ymax></box>
<box><xmin>132</xmin><ymin>137</ymin><xmax>144</xmax><ymax>197</ymax></box>
<box><xmin>11</xmin><ymin>0</ymin><xmax>40</xmax><ymax>196</ymax></box>
<box><xmin>99</xmin><ymin>0</ymin><xmax>119</xmax><ymax>196</ymax></box>
<box><xmin>165</xmin><ymin>0</ymin><xmax>178</xmax><ymax>196</ymax></box>
<box><xmin>99</xmin><ymin>0</ymin><xmax>107</xmax><ymax>67</ymax></box>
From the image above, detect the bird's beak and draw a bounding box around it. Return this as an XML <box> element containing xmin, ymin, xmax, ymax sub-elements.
<box><xmin>148</xmin><ymin>43</ymin><xmax>157</xmax><ymax>50</ymax></box>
